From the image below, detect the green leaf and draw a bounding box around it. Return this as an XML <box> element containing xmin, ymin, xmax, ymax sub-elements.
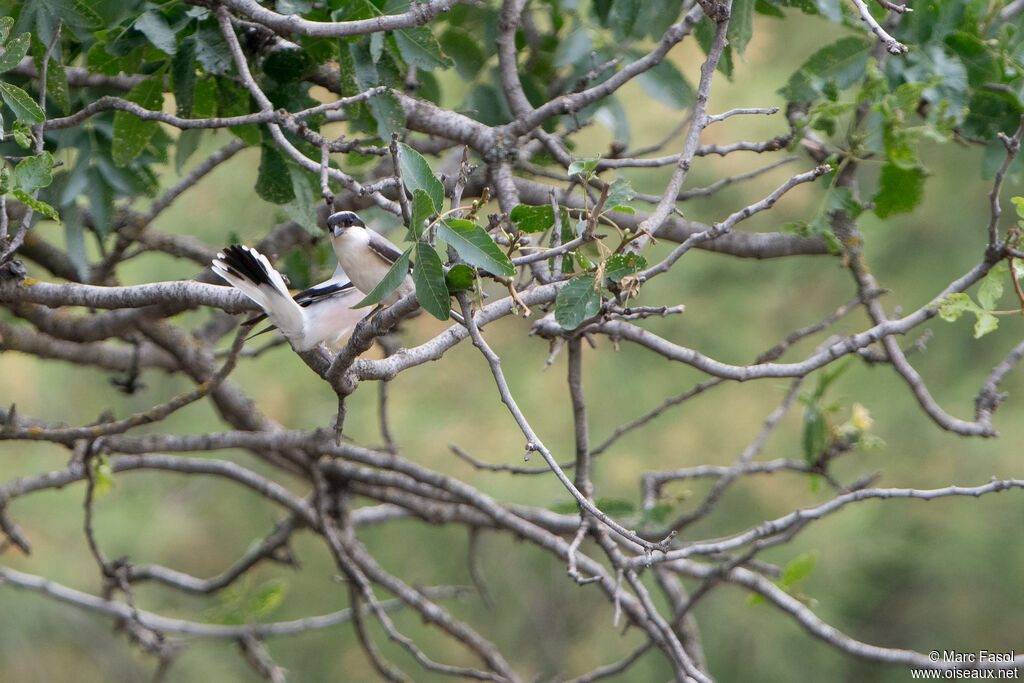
<box><xmin>974</xmin><ymin>312</ymin><xmax>998</xmax><ymax>338</ymax></box>
<box><xmin>262</xmin><ymin>47</ymin><xmax>315</xmax><ymax>82</ymax></box>
<box><xmin>779</xmin><ymin>37</ymin><xmax>871</xmax><ymax>102</ymax></box>
<box><xmin>0</xmin><ymin>166</ymin><xmax>9</xmax><ymax>194</ymax></box>
<box><xmin>636</xmin><ymin>59</ymin><xmax>694</xmax><ymax>110</ymax></box>
<box><xmin>176</xmin><ymin>129</ymin><xmax>203</xmax><ymax>173</ymax></box>
<box><xmin>32</xmin><ymin>36</ymin><xmax>69</xmax><ymax>113</ymax></box>
<box><xmin>408</xmin><ymin>189</ymin><xmax>434</xmax><ymax>240</ymax></box>
<box><xmin>801</xmin><ymin>403</ymin><xmax>826</xmax><ymax>462</ymax></box>
<box><xmin>604</xmin><ymin>253</ymin><xmax>646</xmax><ymax>283</ymax></box>
<box><xmin>445</xmin><ymin>264</ymin><xmax>475</xmax><ymax>292</ymax></box>
<box><xmin>412</xmin><ymin>242</ymin><xmax>450</xmax><ymax>320</ymax></box>
<box><xmin>91</xmin><ymin>455</ymin><xmax>115</xmax><ymax>498</ymax></box>
<box><xmin>246</xmin><ymin>579</ymin><xmax>287</xmax><ymax>618</ymax></box>
<box><xmin>1011</xmin><ymin>196</ymin><xmax>1024</xmax><ymax>220</ymax></box>
<box><xmin>393</xmin><ymin>26</ymin><xmax>452</xmax><ymax>71</ymax></box>
<box><xmin>112</xmin><ymin>72</ymin><xmax>165</xmax><ymax>166</ymax></box>
<box><xmin>12</xmin><ymin>189</ymin><xmax>60</xmax><ymax>223</ymax></box>
<box><xmin>977</xmin><ymin>263</ymin><xmax>1006</xmax><ymax>311</ymax></box>
<box><xmin>283</xmin><ymin>165</ymin><xmax>319</xmax><ymax>233</ymax></box>
<box><xmin>437</xmin><ymin>219</ymin><xmax>516</xmax><ymax>277</ymax></box>
<box><xmin>195</xmin><ymin>27</ymin><xmax>231</xmax><ymax>74</ymax></box>
<box><xmin>398</xmin><ymin>142</ymin><xmax>444</xmax><ymax>212</ymax></box>
<box><xmin>192</xmin><ymin>77</ymin><xmax>218</xmax><ymax>118</ymax></box>
<box><xmin>595</xmin><ymin>497</ymin><xmax>636</xmax><ymax>516</ymax></box>
<box><xmin>255</xmin><ymin>143</ymin><xmax>295</xmax><ymax>204</ymax></box>
<box><xmin>606</xmin><ymin>177</ymin><xmax>636</xmax><ymax>209</ymax></box>
<box><xmin>555</xmin><ymin>274</ymin><xmax>602</xmax><ymax>329</ymax></box>
<box><xmin>14</xmin><ymin>151</ymin><xmax>54</xmax><ymax>193</ymax></box>
<box><xmin>568</xmin><ymin>158</ymin><xmax>600</xmax><ymax>177</ymax></box>
<box><xmin>781</xmin><ymin>552</ymin><xmax>818</xmax><ymax>586</ymax></box>
<box><xmin>134</xmin><ymin>11</ymin><xmax>177</xmax><ymax>55</ymax></box>
<box><xmin>0</xmin><ymin>81</ymin><xmax>44</xmax><ymax>124</ymax></box>
<box><xmin>0</xmin><ymin>32</ymin><xmax>32</xmax><ymax>73</ymax></box>
<box><xmin>354</xmin><ymin>248</ymin><xmax>411</xmax><ymax>308</ymax></box>
<box><xmin>172</xmin><ymin>36</ymin><xmax>197</xmax><ymax>117</ymax></box>
<box><xmin>0</xmin><ymin>16</ymin><xmax>13</xmax><ymax>43</ymax></box>
<box><xmin>510</xmin><ymin>204</ymin><xmax>555</xmax><ymax>233</ymax></box>
<box><xmin>944</xmin><ymin>31</ymin><xmax>996</xmax><ymax>87</ymax></box>
<box><xmin>728</xmin><ymin>0</ymin><xmax>756</xmax><ymax>55</ymax></box>
<box><xmin>554</xmin><ymin>23</ymin><xmax>592</xmax><ymax>68</ymax></box>
<box><xmin>639</xmin><ymin>502</ymin><xmax>674</xmax><ymax>526</ymax></box>
<box><xmin>872</xmin><ymin>164</ymin><xmax>926</xmax><ymax>218</ymax></box>
<box><xmin>938</xmin><ymin>293</ymin><xmax>974</xmax><ymax>322</ymax></box>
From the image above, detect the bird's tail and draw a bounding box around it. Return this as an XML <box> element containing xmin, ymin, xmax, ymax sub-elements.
<box><xmin>212</xmin><ymin>245</ymin><xmax>304</xmax><ymax>338</ymax></box>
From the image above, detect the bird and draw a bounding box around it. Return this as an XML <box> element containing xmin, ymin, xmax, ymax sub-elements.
<box><xmin>211</xmin><ymin>244</ymin><xmax>365</xmax><ymax>351</ymax></box>
<box><xmin>327</xmin><ymin>210</ymin><xmax>414</xmax><ymax>306</ymax></box>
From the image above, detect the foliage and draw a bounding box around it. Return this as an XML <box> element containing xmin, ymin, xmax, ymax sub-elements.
<box><xmin>1</xmin><ymin>0</ymin><xmax>1024</xmax><ymax>681</ymax></box>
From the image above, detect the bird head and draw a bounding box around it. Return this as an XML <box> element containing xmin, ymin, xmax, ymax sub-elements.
<box><xmin>327</xmin><ymin>211</ymin><xmax>366</xmax><ymax>238</ymax></box>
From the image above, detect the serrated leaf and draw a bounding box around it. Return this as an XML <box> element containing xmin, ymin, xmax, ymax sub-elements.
<box><xmin>604</xmin><ymin>253</ymin><xmax>646</xmax><ymax>283</ymax></box>
<box><xmin>977</xmin><ymin>263</ymin><xmax>1006</xmax><ymax>310</ymax></box>
<box><xmin>973</xmin><ymin>311</ymin><xmax>997</xmax><ymax>337</ymax></box>
<box><xmin>354</xmin><ymin>248</ymin><xmax>411</xmax><ymax>308</ymax></box>
<box><xmin>394</xmin><ymin>26</ymin><xmax>452</xmax><ymax>71</ymax></box>
<box><xmin>412</xmin><ymin>242</ymin><xmax>450</xmax><ymax>320</ymax></box>
<box><xmin>872</xmin><ymin>164</ymin><xmax>926</xmax><ymax>218</ymax></box>
<box><xmin>0</xmin><ymin>33</ymin><xmax>31</xmax><ymax>73</ymax></box>
<box><xmin>398</xmin><ymin>142</ymin><xmax>444</xmax><ymax>212</ymax></box>
<box><xmin>437</xmin><ymin>219</ymin><xmax>516</xmax><ymax>277</ymax></box>
<box><xmin>255</xmin><ymin>143</ymin><xmax>295</xmax><ymax>204</ymax></box>
<box><xmin>0</xmin><ymin>81</ymin><xmax>44</xmax><ymax>124</ymax></box>
<box><xmin>445</xmin><ymin>264</ymin><xmax>474</xmax><ymax>292</ymax></box>
<box><xmin>510</xmin><ymin>204</ymin><xmax>554</xmax><ymax>233</ymax></box>
<box><xmin>779</xmin><ymin>37</ymin><xmax>871</xmax><ymax>102</ymax></box>
<box><xmin>408</xmin><ymin>189</ymin><xmax>433</xmax><ymax>240</ymax></box>
<box><xmin>14</xmin><ymin>152</ymin><xmax>54</xmax><ymax>193</ymax></box>
<box><xmin>112</xmin><ymin>72</ymin><xmax>165</xmax><ymax>166</ymax></box>
<box><xmin>636</xmin><ymin>59</ymin><xmax>694</xmax><ymax>110</ymax></box>
<box><xmin>555</xmin><ymin>273</ymin><xmax>602</xmax><ymax>329</ymax></box>
<box><xmin>134</xmin><ymin>11</ymin><xmax>177</xmax><ymax>55</ymax></box>
<box><xmin>781</xmin><ymin>552</ymin><xmax>818</xmax><ymax>585</ymax></box>
<box><xmin>12</xmin><ymin>189</ymin><xmax>60</xmax><ymax>223</ymax></box>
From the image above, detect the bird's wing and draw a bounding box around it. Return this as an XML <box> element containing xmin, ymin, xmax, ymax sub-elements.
<box><xmin>367</xmin><ymin>230</ymin><xmax>411</xmax><ymax>269</ymax></box>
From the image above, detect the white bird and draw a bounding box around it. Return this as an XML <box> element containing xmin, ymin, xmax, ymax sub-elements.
<box><xmin>211</xmin><ymin>244</ymin><xmax>365</xmax><ymax>351</ymax></box>
<box><xmin>327</xmin><ymin>210</ymin><xmax>414</xmax><ymax>306</ymax></box>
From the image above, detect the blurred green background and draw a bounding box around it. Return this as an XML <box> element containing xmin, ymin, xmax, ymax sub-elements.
<box><xmin>2</xmin><ymin>8</ymin><xmax>1024</xmax><ymax>683</ymax></box>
